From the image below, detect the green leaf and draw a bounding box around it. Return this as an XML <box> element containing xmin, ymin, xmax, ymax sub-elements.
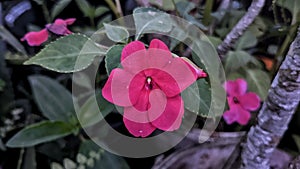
<box><xmin>29</xmin><ymin>75</ymin><xmax>76</xmax><ymax>123</ymax></box>
<box><xmin>95</xmin><ymin>6</ymin><xmax>109</xmax><ymax>17</ymax></box>
<box><xmin>0</xmin><ymin>79</ymin><xmax>5</xmax><ymax>91</ymax></box>
<box><xmin>0</xmin><ymin>26</ymin><xmax>27</xmax><ymax>55</ymax></box>
<box><xmin>235</xmin><ymin>31</ymin><xmax>258</xmax><ymax>50</ymax></box>
<box><xmin>149</xmin><ymin>0</ymin><xmax>175</xmax><ymax>11</ymax></box>
<box><xmin>104</xmin><ymin>24</ymin><xmax>129</xmax><ymax>43</ymax></box>
<box><xmin>105</xmin><ymin>45</ymin><xmax>124</xmax><ymax>75</ymax></box>
<box><xmin>74</xmin><ymin>0</ymin><xmax>94</xmax><ymax>17</ymax></box>
<box><xmin>79</xmin><ymin>140</ymin><xmax>130</xmax><ymax>169</ymax></box>
<box><xmin>245</xmin><ymin>69</ymin><xmax>271</xmax><ymax>100</ymax></box>
<box><xmin>225</xmin><ymin>51</ymin><xmax>252</xmax><ymax>74</ymax></box>
<box><xmin>97</xmin><ymin>15</ymin><xmax>112</xmax><ymax>28</ymax></box>
<box><xmin>182</xmin><ymin>79</ymin><xmax>212</xmax><ymax>117</ymax></box>
<box><xmin>24</xmin><ymin>34</ymin><xmax>106</xmax><ymax>73</ymax></box>
<box><xmin>133</xmin><ymin>7</ymin><xmax>173</xmax><ymax>40</ymax></box>
<box><xmin>276</xmin><ymin>0</ymin><xmax>300</xmax><ymax>24</ymax></box>
<box><xmin>78</xmin><ymin>90</ymin><xmax>114</xmax><ymax>128</ymax></box>
<box><xmin>6</xmin><ymin>121</ymin><xmax>74</xmax><ymax>147</ymax></box>
<box><xmin>175</xmin><ymin>1</ymin><xmax>207</xmax><ymax>30</ymax></box>
<box><xmin>51</xmin><ymin>0</ymin><xmax>72</xmax><ymax>20</ymax></box>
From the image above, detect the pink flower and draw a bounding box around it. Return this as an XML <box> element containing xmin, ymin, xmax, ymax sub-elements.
<box><xmin>21</xmin><ymin>28</ymin><xmax>49</xmax><ymax>46</ymax></box>
<box><xmin>102</xmin><ymin>39</ymin><xmax>207</xmax><ymax>137</ymax></box>
<box><xmin>21</xmin><ymin>18</ymin><xmax>75</xmax><ymax>46</ymax></box>
<box><xmin>223</xmin><ymin>78</ymin><xmax>260</xmax><ymax>125</ymax></box>
<box><xmin>46</xmin><ymin>18</ymin><xmax>76</xmax><ymax>35</ymax></box>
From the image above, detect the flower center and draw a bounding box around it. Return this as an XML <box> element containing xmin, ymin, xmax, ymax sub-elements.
<box><xmin>145</xmin><ymin>77</ymin><xmax>153</xmax><ymax>90</ymax></box>
<box><xmin>233</xmin><ymin>97</ymin><xmax>239</xmax><ymax>104</ymax></box>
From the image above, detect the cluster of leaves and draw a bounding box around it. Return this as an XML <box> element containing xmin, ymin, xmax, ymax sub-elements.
<box><xmin>1</xmin><ymin>0</ymin><xmax>300</xmax><ymax>168</ymax></box>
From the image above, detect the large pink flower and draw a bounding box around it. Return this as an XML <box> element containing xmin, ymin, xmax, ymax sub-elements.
<box><xmin>223</xmin><ymin>79</ymin><xmax>260</xmax><ymax>125</ymax></box>
<box><xmin>102</xmin><ymin>39</ymin><xmax>207</xmax><ymax>137</ymax></box>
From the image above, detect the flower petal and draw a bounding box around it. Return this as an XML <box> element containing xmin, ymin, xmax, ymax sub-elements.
<box><xmin>181</xmin><ymin>57</ymin><xmax>207</xmax><ymax>79</ymax></box>
<box><xmin>149</xmin><ymin>92</ymin><xmax>184</xmax><ymax>131</ymax></box>
<box><xmin>102</xmin><ymin>68</ymin><xmax>134</xmax><ymax>107</ymax></box>
<box><xmin>64</xmin><ymin>18</ymin><xmax>76</xmax><ymax>25</ymax></box>
<box><xmin>149</xmin><ymin>39</ymin><xmax>169</xmax><ymax>51</ymax></box>
<box><xmin>223</xmin><ymin>105</ymin><xmax>251</xmax><ymax>125</ymax></box>
<box><xmin>123</xmin><ymin>117</ymin><xmax>156</xmax><ymax>137</ymax></box>
<box><xmin>162</xmin><ymin>57</ymin><xmax>197</xmax><ymax>93</ymax></box>
<box><xmin>144</xmin><ymin>69</ymin><xmax>180</xmax><ymax>97</ymax></box>
<box><xmin>129</xmin><ymin>73</ymin><xmax>149</xmax><ymax>111</ymax></box>
<box><xmin>224</xmin><ymin>78</ymin><xmax>247</xmax><ymax>96</ymax></box>
<box><xmin>238</xmin><ymin>92</ymin><xmax>261</xmax><ymax>111</ymax></box>
<box><xmin>21</xmin><ymin>29</ymin><xmax>49</xmax><ymax>46</ymax></box>
<box><xmin>121</xmin><ymin>41</ymin><xmax>146</xmax><ymax>61</ymax></box>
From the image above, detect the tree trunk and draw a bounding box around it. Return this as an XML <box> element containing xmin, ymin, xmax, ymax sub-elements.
<box><xmin>240</xmin><ymin>27</ymin><xmax>300</xmax><ymax>169</ymax></box>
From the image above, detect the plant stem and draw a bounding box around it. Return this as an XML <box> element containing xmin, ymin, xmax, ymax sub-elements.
<box><xmin>203</xmin><ymin>0</ymin><xmax>214</xmax><ymax>26</ymax></box>
<box><xmin>104</xmin><ymin>0</ymin><xmax>121</xmax><ymax>18</ymax></box>
<box><xmin>217</xmin><ymin>0</ymin><xmax>266</xmax><ymax>59</ymax></box>
<box><xmin>240</xmin><ymin>27</ymin><xmax>300</xmax><ymax>169</ymax></box>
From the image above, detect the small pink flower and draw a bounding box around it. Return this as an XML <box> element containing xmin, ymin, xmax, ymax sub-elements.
<box><xmin>21</xmin><ymin>18</ymin><xmax>75</xmax><ymax>46</ymax></box>
<box><xmin>21</xmin><ymin>28</ymin><xmax>49</xmax><ymax>46</ymax></box>
<box><xmin>46</xmin><ymin>18</ymin><xmax>76</xmax><ymax>35</ymax></box>
<box><xmin>102</xmin><ymin>39</ymin><xmax>207</xmax><ymax>137</ymax></box>
<box><xmin>223</xmin><ymin>78</ymin><xmax>260</xmax><ymax>125</ymax></box>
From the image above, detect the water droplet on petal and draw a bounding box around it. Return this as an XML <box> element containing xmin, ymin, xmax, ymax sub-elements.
<box><xmin>139</xmin><ymin>130</ymin><xmax>143</xmax><ymax>133</ymax></box>
<box><xmin>158</xmin><ymin>20</ymin><xmax>163</xmax><ymax>24</ymax></box>
<box><xmin>168</xmin><ymin>61</ymin><xmax>171</xmax><ymax>63</ymax></box>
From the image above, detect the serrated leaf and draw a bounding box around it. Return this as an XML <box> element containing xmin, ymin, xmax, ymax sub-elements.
<box><xmin>245</xmin><ymin>69</ymin><xmax>270</xmax><ymax>100</ymax></box>
<box><xmin>133</xmin><ymin>7</ymin><xmax>173</xmax><ymax>40</ymax></box>
<box><xmin>6</xmin><ymin>121</ymin><xmax>74</xmax><ymax>147</ymax></box>
<box><xmin>97</xmin><ymin>15</ymin><xmax>112</xmax><ymax>28</ymax></box>
<box><xmin>95</xmin><ymin>6</ymin><xmax>109</xmax><ymax>17</ymax></box>
<box><xmin>24</xmin><ymin>34</ymin><xmax>106</xmax><ymax>73</ymax></box>
<box><xmin>29</xmin><ymin>75</ymin><xmax>76</xmax><ymax>123</ymax></box>
<box><xmin>78</xmin><ymin>90</ymin><xmax>114</xmax><ymax>128</ymax></box>
<box><xmin>225</xmin><ymin>51</ymin><xmax>252</xmax><ymax>74</ymax></box>
<box><xmin>51</xmin><ymin>0</ymin><xmax>72</xmax><ymax>20</ymax></box>
<box><xmin>104</xmin><ymin>24</ymin><xmax>129</xmax><ymax>43</ymax></box>
<box><xmin>105</xmin><ymin>45</ymin><xmax>123</xmax><ymax>75</ymax></box>
<box><xmin>235</xmin><ymin>31</ymin><xmax>258</xmax><ymax>50</ymax></box>
<box><xmin>182</xmin><ymin>79</ymin><xmax>212</xmax><ymax>117</ymax></box>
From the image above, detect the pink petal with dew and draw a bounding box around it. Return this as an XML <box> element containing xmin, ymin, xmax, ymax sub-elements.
<box><xmin>144</xmin><ymin>69</ymin><xmax>180</xmax><ymax>97</ymax></box>
<box><xmin>102</xmin><ymin>68</ymin><xmax>134</xmax><ymax>107</ymax></box>
<box><xmin>224</xmin><ymin>78</ymin><xmax>247</xmax><ymax>96</ymax></box>
<box><xmin>21</xmin><ymin>29</ymin><xmax>49</xmax><ymax>46</ymax></box>
<box><xmin>123</xmin><ymin>117</ymin><xmax>156</xmax><ymax>137</ymax></box>
<box><xmin>149</xmin><ymin>93</ymin><xmax>184</xmax><ymax>131</ymax></box>
<box><xmin>121</xmin><ymin>41</ymin><xmax>146</xmax><ymax>61</ymax></box>
<box><xmin>238</xmin><ymin>92</ymin><xmax>261</xmax><ymax>111</ymax></box>
<box><xmin>162</xmin><ymin>57</ymin><xmax>197</xmax><ymax>93</ymax></box>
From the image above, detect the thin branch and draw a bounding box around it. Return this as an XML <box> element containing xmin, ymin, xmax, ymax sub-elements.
<box><xmin>240</xmin><ymin>27</ymin><xmax>300</xmax><ymax>169</ymax></box>
<box><xmin>217</xmin><ymin>0</ymin><xmax>265</xmax><ymax>59</ymax></box>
